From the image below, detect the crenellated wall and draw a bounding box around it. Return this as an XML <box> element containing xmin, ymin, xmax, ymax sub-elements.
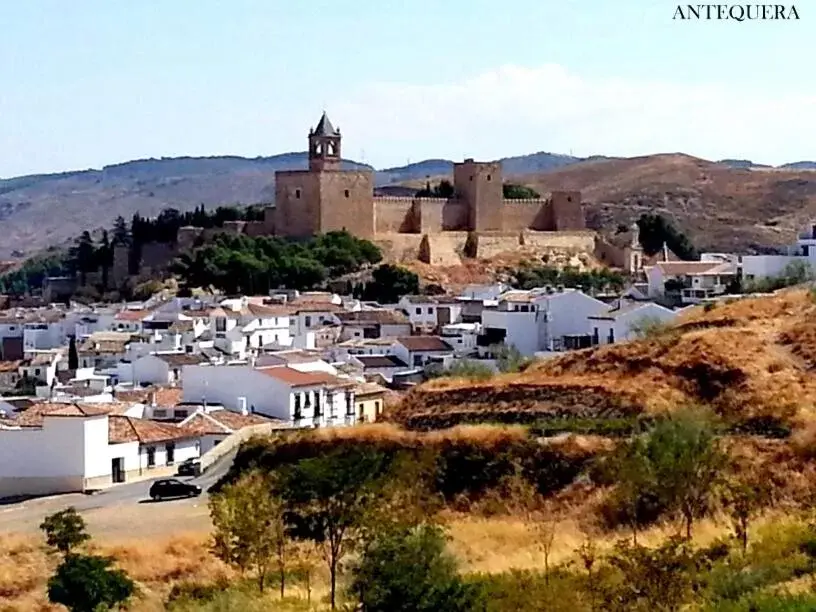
<box><xmin>501</xmin><ymin>199</ymin><xmax>549</xmax><ymax>231</ymax></box>
<box><xmin>374</xmin><ymin>197</ymin><xmax>417</xmax><ymax>233</ymax></box>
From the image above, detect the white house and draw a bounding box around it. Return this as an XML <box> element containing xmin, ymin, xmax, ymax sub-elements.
<box><xmin>124</xmin><ymin>353</ymin><xmax>210</xmax><ymax>386</ymax></box>
<box><xmin>393</xmin><ymin>336</ymin><xmax>455</xmax><ymax>368</ymax></box>
<box><xmin>396</xmin><ymin>296</ymin><xmax>464</xmax><ymax>332</ymax></box>
<box><xmin>440</xmin><ymin>322</ymin><xmax>481</xmax><ymax>355</ymax></box>
<box><xmin>349</xmin><ymin>354</ymin><xmax>411</xmax><ymax>381</ymax></box>
<box><xmin>182</xmin><ymin>364</ymin><xmax>357</xmax><ymax>427</ymax></box>
<box><xmin>646</xmin><ymin>261</ymin><xmax>737</xmax><ymax>304</ymax></box>
<box><xmin>110</xmin><ymin>309</ymin><xmax>149</xmax><ymax>333</ymax></box>
<box><xmin>588</xmin><ymin>301</ymin><xmax>678</xmax><ymax>345</ymax></box>
<box><xmin>480</xmin><ymin>289</ymin><xmax>608</xmax><ymax>356</ymax></box>
<box><xmin>208</xmin><ymin>299</ymin><xmax>293</xmax><ymax>358</ymax></box>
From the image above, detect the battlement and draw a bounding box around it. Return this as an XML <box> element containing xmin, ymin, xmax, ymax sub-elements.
<box><xmin>502</xmin><ymin>198</ymin><xmax>549</xmax><ymax>205</ymax></box>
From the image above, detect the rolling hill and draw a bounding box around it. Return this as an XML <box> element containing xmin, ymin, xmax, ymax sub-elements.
<box><xmin>2</xmin><ymin>150</ymin><xmax>816</xmax><ymax>259</ymax></box>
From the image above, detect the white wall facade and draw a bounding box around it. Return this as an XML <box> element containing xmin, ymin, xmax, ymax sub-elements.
<box><xmin>590</xmin><ymin>303</ymin><xmax>678</xmax><ymax>345</ymax></box>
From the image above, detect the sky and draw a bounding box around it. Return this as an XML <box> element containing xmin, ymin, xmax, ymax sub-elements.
<box><xmin>1</xmin><ymin>0</ymin><xmax>814</xmax><ymax>177</ymax></box>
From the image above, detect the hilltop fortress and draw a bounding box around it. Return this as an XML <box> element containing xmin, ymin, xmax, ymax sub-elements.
<box><xmin>175</xmin><ymin>113</ymin><xmax>639</xmax><ymax>269</ymax></box>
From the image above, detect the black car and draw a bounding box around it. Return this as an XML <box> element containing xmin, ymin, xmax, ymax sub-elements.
<box><xmin>149</xmin><ymin>478</ymin><xmax>202</xmax><ymax>501</ymax></box>
<box><xmin>177</xmin><ymin>458</ymin><xmax>200</xmax><ymax>477</ymax></box>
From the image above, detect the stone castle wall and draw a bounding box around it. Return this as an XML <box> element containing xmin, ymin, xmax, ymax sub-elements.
<box><xmin>373</xmin><ymin>198</ymin><xmax>416</xmax><ymax>233</ymax></box>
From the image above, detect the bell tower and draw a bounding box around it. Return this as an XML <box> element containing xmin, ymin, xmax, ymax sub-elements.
<box><xmin>308</xmin><ymin>111</ymin><xmax>341</xmax><ymax>171</ymax></box>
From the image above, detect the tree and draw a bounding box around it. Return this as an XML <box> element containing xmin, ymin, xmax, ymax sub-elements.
<box><xmin>68</xmin><ymin>336</ymin><xmax>79</xmax><ymax>370</ymax></box>
<box><xmin>209</xmin><ymin>471</ymin><xmax>288</xmax><ymax>594</ymax></box>
<box><xmin>503</xmin><ymin>183</ymin><xmax>540</xmax><ymax>199</ymax></box>
<box><xmin>70</xmin><ymin>231</ymin><xmax>96</xmax><ymax>286</ymax></box>
<box><xmin>612</xmin><ymin>408</ymin><xmax>727</xmax><ymax>539</ymax></box>
<box><xmin>492</xmin><ymin>343</ymin><xmax>531</xmax><ymax>373</ymax></box>
<box><xmin>636</xmin><ymin>213</ymin><xmax>698</xmax><ymax>261</ymax></box>
<box><xmin>629</xmin><ymin>316</ymin><xmax>673</xmax><ymax>340</ymax></box>
<box><xmin>280</xmin><ymin>447</ymin><xmax>391</xmax><ymax>609</ymax></box>
<box><xmin>40</xmin><ymin>507</ymin><xmax>90</xmax><ymax>555</ymax></box>
<box><xmin>99</xmin><ymin>230</ymin><xmax>112</xmax><ymax>289</ymax></box>
<box><xmin>723</xmin><ymin>478</ymin><xmax>769</xmax><ymax>555</ymax></box>
<box><xmin>363</xmin><ymin>264</ymin><xmax>419</xmax><ymax>304</ymax></box>
<box><xmin>350</xmin><ymin>524</ymin><xmax>482</xmax><ymax>612</ymax></box>
<box><xmin>47</xmin><ymin>553</ymin><xmax>135</xmax><ymax>612</ymax></box>
<box><xmin>112</xmin><ymin>215</ymin><xmax>130</xmax><ymax>246</ymax></box>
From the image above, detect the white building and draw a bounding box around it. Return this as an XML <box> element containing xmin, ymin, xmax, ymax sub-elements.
<box><xmin>480</xmin><ymin>289</ymin><xmax>608</xmax><ymax>356</ymax></box>
<box><xmin>335</xmin><ymin>310</ymin><xmax>412</xmax><ymax>341</ymax></box>
<box><xmin>208</xmin><ymin>299</ymin><xmax>293</xmax><ymax>358</ymax></box>
<box><xmin>440</xmin><ymin>322</ymin><xmax>481</xmax><ymax>355</ymax></box>
<box><xmin>588</xmin><ymin>301</ymin><xmax>678</xmax><ymax>345</ymax></box>
<box><xmin>739</xmin><ymin>224</ymin><xmax>816</xmax><ymax>283</ymax></box>
<box><xmin>393</xmin><ymin>336</ymin><xmax>455</xmax><ymax>368</ymax></box>
<box><xmin>182</xmin><ymin>364</ymin><xmax>357</xmax><ymax>427</ymax></box>
<box><xmin>645</xmin><ymin>261</ymin><xmax>737</xmax><ymax>304</ymax></box>
<box><xmin>123</xmin><ymin>353</ymin><xmax>210</xmax><ymax>386</ymax></box>
<box><xmin>396</xmin><ymin>296</ymin><xmax>464</xmax><ymax>332</ymax></box>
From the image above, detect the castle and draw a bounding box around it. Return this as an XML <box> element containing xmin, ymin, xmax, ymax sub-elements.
<box><xmin>266</xmin><ymin>112</ymin><xmax>587</xmax><ymax>239</ymax></box>
<box><xmin>175</xmin><ymin>113</ymin><xmax>642</xmax><ymax>269</ymax></box>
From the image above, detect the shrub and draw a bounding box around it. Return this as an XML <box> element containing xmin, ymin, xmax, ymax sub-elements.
<box><xmin>40</xmin><ymin>507</ymin><xmax>90</xmax><ymax>555</ymax></box>
<box><xmin>350</xmin><ymin>524</ymin><xmax>482</xmax><ymax>612</ymax></box>
<box><xmin>47</xmin><ymin>553</ymin><xmax>135</xmax><ymax>612</ymax></box>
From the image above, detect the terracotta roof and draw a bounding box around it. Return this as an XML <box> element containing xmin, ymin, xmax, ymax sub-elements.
<box><xmin>355</xmin><ymin>355</ymin><xmax>408</xmax><ymax>368</ymax></box>
<box><xmin>11</xmin><ymin>402</ymin><xmax>113</xmax><ymax>427</ymax></box>
<box><xmin>168</xmin><ymin>320</ymin><xmax>195</xmax><ymax>333</ymax></box>
<box><xmin>153</xmin><ymin>353</ymin><xmax>207</xmax><ymax>367</ymax></box>
<box><xmin>113</xmin><ymin>386</ymin><xmax>182</xmax><ymax>407</ymax></box>
<box><xmin>294</xmin><ymin>303</ymin><xmax>343</xmax><ymax>313</ymax></box>
<box><xmin>336</xmin><ymin>310</ymin><xmax>409</xmax><ymax>325</ymax></box>
<box><xmin>402</xmin><ymin>295</ymin><xmax>461</xmax><ymax>304</ymax></box>
<box><xmin>181</xmin><ymin>410</ymin><xmax>280</xmax><ymax>436</ymax></box>
<box><xmin>114</xmin><ymin>310</ymin><xmax>149</xmax><ymax>322</ymax></box>
<box><xmin>499</xmin><ymin>291</ymin><xmax>534</xmax><ymax>303</ymax></box>
<box><xmin>108</xmin><ymin>415</ymin><xmax>198</xmax><ymax>444</ymax></box>
<box><xmin>247</xmin><ymin>303</ymin><xmax>292</xmax><ymax>317</ymax></box>
<box><xmin>258</xmin><ymin>366</ymin><xmax>354</xmax><ymax>388</ymax></box>
<box><xmin>397</xmin><ymin>336</ymin><xmax>453</xmax><ymax>352</ymax></box>
<box><xmin>0</xmin><ymin>360</ymin><xmax>21</xmax><ymax>373</ymax></box>
<box><xmin>355</xmin><ymin>382</ymin><xmax>388</xmax><ymax>397</ymax></box>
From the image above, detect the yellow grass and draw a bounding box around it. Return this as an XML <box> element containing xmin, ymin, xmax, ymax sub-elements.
<box><xmin>392</xmin><ymin>289</ymin><xmax>816</xmax><ymax>429</ymax></box>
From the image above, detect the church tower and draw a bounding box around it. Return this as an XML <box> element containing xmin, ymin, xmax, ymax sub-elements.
<box><xmin>309</xmin><ymin>112</ymin><xmax>341</xmax><ymax>171</ymax></box>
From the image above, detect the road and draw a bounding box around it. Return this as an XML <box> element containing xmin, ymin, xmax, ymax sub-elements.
<box><xmin>0</xmin><ymin>449</ymin><xmax>236</xmax><ymax>536</ymax></box>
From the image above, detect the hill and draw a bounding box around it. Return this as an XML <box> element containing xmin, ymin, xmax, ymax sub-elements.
<box><xmin>4</xmin><ymin>150</ymin><xmax>816</xmax><ymax>259</ymax></box>
<box><xmin>390</xmin><ymin>289</ymin><xmax>816</xmax><ymax>432</ymax></box>
<box><xmin>520</xmin><ymin>154</ymin><xmax>816</xmax><ymax>253</ymax></box>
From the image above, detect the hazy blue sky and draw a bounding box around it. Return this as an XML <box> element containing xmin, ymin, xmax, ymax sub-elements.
<box><xmin>1</xmin><ymin>0</ymin><xmax>813</xmax><ymax>177</ymax></box>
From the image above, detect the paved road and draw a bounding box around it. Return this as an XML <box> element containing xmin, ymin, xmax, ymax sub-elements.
<box><xmin>0</xmin><ymin>449</ymin><xmax>237</xmax><ymax>533</ymax></box>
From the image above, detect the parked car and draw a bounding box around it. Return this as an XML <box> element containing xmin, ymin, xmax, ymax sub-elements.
<box><xmin>149</xmin><ymin>479</ymin><xmax>202</xmax><ymax>501</ymax></box>
<box><xmin>177</xmin><ymin>458</ymin><xmax>200</xmax><ymax>477</ymax></box>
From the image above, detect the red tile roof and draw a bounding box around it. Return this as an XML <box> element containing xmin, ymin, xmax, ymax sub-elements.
<box><xmin>258</xmin><ymin>366</ymin><xmax>354</xmax><ymax>388</ymax></box>
<box><xmin>181</xmin><ymin>410</ymin><xmax>280</xmax><ymax>435</ymax></box>
<box><xmin>114</xmin><ymin>310</ymin><xmax>149</xmax><ymax>322</ymax></box>
<box><xmin>108</xmin><ymin>415</ymin><xmax>198</xmax><ymax>444</ymax></box>
<box><xmin>397</xmin><ymin>336</ymin><xmax>453</xmax><ymax>352</ymax></box>
<box><xmin>11</xmin><ymin>402</ymin><xmax>114</xmax><ymax>427</ymax></box>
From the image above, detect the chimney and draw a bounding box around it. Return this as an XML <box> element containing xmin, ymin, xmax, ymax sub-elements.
<box><xmin>149</xmin><ymin>390</ymin><xmax>157</xmax><ymax>407</ymax></box>
<box><xmin>237</xmin><ymin>396</ymin><xmax>248</xmax><ymax>416</ymax></box>
<box><xmin>662</xmin><ymin>242</ymin><xmax>669</xmax><ymax>262</ymax></box>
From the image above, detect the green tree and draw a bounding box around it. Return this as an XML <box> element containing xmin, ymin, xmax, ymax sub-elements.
<box><xmin>68</xmin><ymin>336</ymin><xmax>79</xmax><ymax>370</ymax></box>
<box><xmin>112</xmin><ymin>215</ymin><xmax>130</xmax><ymax>246</ymax></box>
<box><xmin>363</xmin><ymin>264</ymin><xmax>420</xmax><ymax>304</ymax></box>
<box><xmin>612</xmin><ymin>408</ymin><xmax>727</xmax><ymax>538</ymax></box>
<box><xmin>350</xmin><ymin>524</ymin><xmax>482</xmax><ymax>612</ymax></box>
<box><xmin>503</xmin><ymin>183</ymin><xmax>540</xmax><ymax>199</ymax></box>
<box><xmin>98</xmin><ymin>230</ymin><xmax>112</xmax><ymax>289</ymax></box>
<box><xmin>209</xmin><ymin>471</ymin><xmax>289</xmax><ymax>594</ymax></box>
<box><xmin>723</xmin><ymin>478</ymin><xmax>770</xmax><ymax>555</ymax></box>
<box><xmin>492</xmin><ymin>343</ymin><xmax>531</xmax><ymax>373</ymax></box>
<box><xmin>47</xmin><ymin>553</ymin><xmax>135</xmax><ymax>612</ymax></box>
<box><xmin>40</xmin><ymin>507</ymin><xmax>90</xmax><ymax>555</ymax></box>
<box><xmin>70</xmin><ymin>231</ymin><xmax>96</xmax><ymax>286</ymax></box>
<box><xmin>637</xmin><ymin>213</ymin><xmax>698</xmax><ymax>261</ymax></box>
<box><xmin>280</xmin><ymin>447</ymin><xmax>392</xmax><ymax>609</ymax></box>
<box><xmin>629</xmin><ymin>316</ymin><xmax>673</xmax><ymax>340</ymax></box>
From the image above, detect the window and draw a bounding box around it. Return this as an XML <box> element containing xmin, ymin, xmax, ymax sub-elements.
<box><xmin>295</xmin><ymin>189</ymin><xmax>301</xmax><ymax>199</ymax></box>
<box><xmin>174</xmin><ymin>409</ymin><xmax>188</xmax><ymax>419</ymax></box>
<box><xmin>146</xmin><ymin>446</ymin><xmax>156</xmax><ymax>467</ymax></box>
<box><xmin>215</xmin><ymin>317</ymin><xmax>226</xmax><ymax>332</ymax></box>
<box><xmin>415</xmin><ymin>308</ymin><xmax>422</xmax><ymax>315</ymax></box>
<box><xmin>315</xmin><ymin>394</ymin><xmax>321</xmax><ymax>416</ymax></box>
<box><xmin>165</xmin><ymin>443</ymin><xmax>175</xmax><ymax>465</ymax></box>
<box><xmin>375</xmin><ymin>400</ymin><xmax>381</xmax><ymax>414</ymax></box>
<box><xmin>344</xmin><ymin>189</ymin><xmax>350</xmax><ymax>198</ymax></box>
<box><xmin>294</xmin><ymin>395</ymin><xmax>301</xmax><ymax>420</ymax></box>
<box><xmin>487</xmin><ymin>174</ymin><xmax>492</xmax><ymax>181</ymax></box>
<box><xmin>34</xmin><ymin>368</ymin><xmax>40</xmax><ymax>376</ymax></box>
<box><xmin>305</xmin><ymin>316</ymin><xmax>312</xmax><ymax>327</ymax></box>
<box><xmin>213</xmin><ymin>440</ymin><xmax>221</xmax><ymax>447</ymax></box>
<box><xmin>305</xmin><ymin>392</ymin><xmax>312</xmax><ymax>409</ymax></box>
<box><xmin>413</xmin><ymin>355</ymin><xmax>423</xmax><ymax>366</ymax></box>
<box><xmin>427</xmin><ymin>307</ymin><xmax>433</xmax><ymax>314</ymax></box>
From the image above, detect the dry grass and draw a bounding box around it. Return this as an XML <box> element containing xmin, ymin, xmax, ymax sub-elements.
<box><xmin>392</xmin><ymin>289</ymin><xmax>816</xmax><ymax>431</ymax></box>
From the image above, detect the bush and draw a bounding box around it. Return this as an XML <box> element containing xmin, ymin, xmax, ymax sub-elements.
<box><xmin>47</xmin><ymin>553</ymin><xmax>135</xmax><ymax>612</ymax></box>
<box><xmin>628</xmin><ymin>316</ymin><xmax>674</xmax><ymax>340</ymax></box>
<box><xmin>425</xmin><ymin>360</ymin><xmax>495</xmax><ymax>382</ymax></box>
<box><xmin>350</xmin><ymin>524</ymin><xmax>482</xmax><ymax>612</ymax></box>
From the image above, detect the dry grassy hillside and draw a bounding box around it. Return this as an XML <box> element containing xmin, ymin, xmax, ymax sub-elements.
<box><xmin>406</xmin><ymin>154</ymin><xmax>816</xmax><ymax>253</ymax></box>
<box><xmin>391</xmin><ymin>289</ymin><xmax>816</xmax><ymax>431</ymax></box>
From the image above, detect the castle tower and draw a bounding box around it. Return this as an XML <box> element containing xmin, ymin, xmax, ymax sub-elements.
<box><xmin>273</xmin><ymin>113</ymin><xmax>374</xmax><ymax>238</ymax></box>
<box><xmin>309</xmin><ymin>112</ymin><xmax>341</xmax><ymax>172</ymax></box>
<box><xmin>453</xmin><ymin>159</ymin><xmax>504</xmax><ymax>231</ymax></box>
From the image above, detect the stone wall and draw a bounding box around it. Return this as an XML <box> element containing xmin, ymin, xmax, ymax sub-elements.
<box><xmin>374</xmin><ymin>198</ymin><xmax>417</xmax><ymax>233</ymax></box>
<box><xmin>453</xmin><ymin>160</ymin><xmax>503</xmax><ymax>231</ymax></box>
<box><xmin>275</xmin><ymin>171</ymin><xmax>321</xmax><ymax>237</ymax></box>
<box><xmin>502</xmin><ymin>199</ymin><xmax>549</xmax><ymax>231</ymax></box>
<box><xmin>522</xmin><ymin>230</ymin><xmax>596</xmax><ymax>253</ymax></box>
<box><xmin>417</xmin><ymin>232</ymin><xmax>469</xmax><ymax>265</ymax></box>
<box><xmin>442</xmin><ymin>200</ymin><xmax>469</xmax><ymax>230</ymax></box>
<box><xmin>319</xmin><ymin>170</ymin><xmax>375</xmax><ymax>238</ymax></box>
<box><xmin>550</xmin><ymin>190</ymin><xmax>585</xmax><ymax>230</ymax></box>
